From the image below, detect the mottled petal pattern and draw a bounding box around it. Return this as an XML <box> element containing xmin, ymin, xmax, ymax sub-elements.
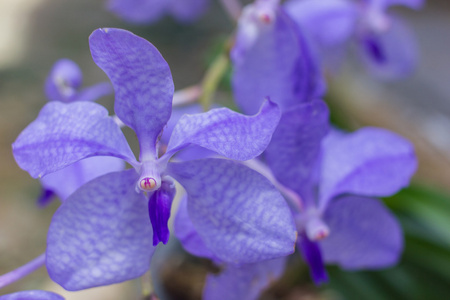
<box><xmin>89</xmin><ymin>28</ymin><xmax>174</xmax><ymax>159</ymax></box>
<box><xmin>107</xmin><ymin>0</ymin><xmax>168</xmax><ymax>24</ymax></box>
<box><xmin>165</xmin><ymin>100</ymin><xmax>280</xmax><ymax>161</ymax></box>
<box><xmin>265</xmin><ymin>100</ymin><xmax>329</xmax><ymax>204</ymax></box>
<box><xmin>320</xmin><ymin>196</ymin><xmax>403</xmax><ymax>269</ymax></box>
<box><xmin>0</xmin><ymin>290</ymin><xmax>64</xmax><ymax>300</ymax></box>
<box><xmin>168</xmin><ymin>159</ymin><xmax>297</xmax><ymax>264</ymax></box>
<box><xmin>174</xmin><ymin>195</ymin><xmax>218</xmax><ymax>261</ymax></box>
<box><xmin>203</xmin><ymin>258</ymin><xmax>286</xmax><ymax>300</ymax></box>
<box><xmin>40</xmin><ymin>156</ymin><xmax>125</xmax><ymax>201</ymax></box>
<box><xmin>46</xmin><ymin>170</ymin><xmax>155</xmax><ymax>290</ymax></box>
<box><xmin>319</xmin><ymin>127</ymin><xmax>417</xmax><ymax>208</ymax></box>
<box><xmin>12</xmin><ymin>101</ymin><xmax>135</xmax><ymax>178</ymax></box>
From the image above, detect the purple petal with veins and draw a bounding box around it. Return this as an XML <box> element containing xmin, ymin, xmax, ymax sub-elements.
<box><xmin>320</xmin><ymin>195</ymin><xmax>403</xmax><ymax>269</ymax></box>
<box><xmin>12</xmin><ymin>101</ymin><xmax>135</xmax><ymax>178</ymax></box>
<box><xmin>203</xmin><ymin>258</ymin><xmax>286</xmax><ymax>300</ymax></box>
<box><xmin>0</xmin><ymin>290</ymin><xmax>64</xmax><ymax>300</ymax></box>
<box><xmin>174</xmin><ymin>195</ymin><xmax>218</xmax><ymax>261</ymax></box>
<box><xmin>46</xmin><ymin>170</ymin><xmax>155</xmax><ymax>290</ymax></box>
<box><xmin>168</xmin><ymin>158</ymin><xmax>297</xmax><ymax>264</ymax></box>
<box><xmin>89</xmin><ymin>28</ymin><xmax>174</xmax><ymax>159</ymax></box>
<box><xmin>319</xmin><ymin>127</ymin><xmax>417</xmax><ymax>209</ymax></box>
<box><xmin>165</xmin><ymin>99</ymin><xmax>280</xmax><ymax>161</ymax></box>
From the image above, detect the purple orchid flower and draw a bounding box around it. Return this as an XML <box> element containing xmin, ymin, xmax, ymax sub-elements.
<box><xmin>177</xmin><ymin>99</ymin><xmax>417</xmax><ymax>293</ymax></box>
<box><xmin>45</xmin><ymin>58</ymin><xmax>112</xmax><ymax>103</ymax></box>
<box><xmin>285</xmin><ymin>0</ymin><xmax>425</xmax><ymax>78</ymax></box>
<box><xmin>0</xmin><ymin>290</ymin><xmax>64</xmax><ymax>300</ymax></box>
<box><xmin>264</xmin><ymin>99</ymin><xmax>417</xmax><ymax>283</ymax></box>
<box><xmin>231</xmin><ymin>0</ymin><xmax>324</xmax><ymax>115</ymax></box>
<box><xmin>12</xmin><ymin>28</ymin><xmax>296</xmax><ymax>290</ymax></box>
<box><xmin>107</xmin><ymin>0</ymin><xmax>209</xmax><ymax>24</ymax></box>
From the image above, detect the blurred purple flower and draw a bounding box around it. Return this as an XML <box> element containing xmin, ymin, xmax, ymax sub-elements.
<box><xmin>45</xmin><ymin>59</ymin><xmax>112</xmax><ymax>103</ymax></box>
<box><xmin>107</xmin><ymin>0</ymin><xmax>209</xmax><ymax>24</ymax></box>
<box><xmin>12</xmin><ymin>28</ymin><xmax>296</xmax><ymax>290</ymax></box>
<box><xmin>265</xmin><ymin>99</ymin><xmax>417</xmax><ymax>283</ymax></box>
<box><xmin>285</xmin><ymin>0</ymin><xmax>425</xmax><ymax>78</ymax></box>
<box><xmin>231</xmin><ymin>0</ymin><xmax>324</xmax><ymax>115</ymax></box>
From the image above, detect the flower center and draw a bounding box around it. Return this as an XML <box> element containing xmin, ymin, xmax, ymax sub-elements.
<box><xmin>137</xmin><ymin>160</ymin><xmax>161</xmax><ymax>192</ymax></box>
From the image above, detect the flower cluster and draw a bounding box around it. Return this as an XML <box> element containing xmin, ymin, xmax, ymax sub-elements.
<box><xmin>0</xmin><ymin>0</ymin><xmax>423</xmax><ymax>299</ymax></box>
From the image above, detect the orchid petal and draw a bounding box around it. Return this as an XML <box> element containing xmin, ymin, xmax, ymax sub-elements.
<box><xmin>203</xmin><ymin>258</ymin><xmax>286</xmax><ymax>300</ymax></box>
<box><xmin>359</xmin><ymin>17</ymin><xmax>418</xmax><ymax>79</ymax></box>
<box><xmin>46</xmin><ymin>169</ymin><xmax>155</xmax><ymax>290</ymax></box>
<box><xmin>45</xmin><ymin>59</ymin><xmax>82</xmax><ymax>103</ymax></box>
<box><xmin>168</xmin><ymin>158</ymin><xmax>297</xmax><ymax>264</ymax></box>
<box><xmin>12</xmin><ymin>101</ymin><xmax>135</xmax><ymax>178</ymax></box>
<box><xmin>161</xmin><ymin>103</ymin><xmax>216</xmax><ymax>161</ymax></box>
<box><xmin>265</xmin><ymin>100</ymin><xmax>329</xmax><ymax>205</ymax></box>
<box><xmin>232</xmin><ymin>8</ymin><xmax>322</xmax><ymax>114</ymax></box>
<box><xmin>174</xmin><ymin>195</ymin><xmax>218</xmax><ymax>261</ymax></box>
<box><xmin>89</xmin><ymin>28</ymin><xmax>174</xmax><ymax>159</ymax></box>
<box><xmin>0</xmin><ymin>290</ymin><xmax>64</xmax><ymax>300</ymax></box>
<box><xmin>319</xmin><ymin>127</ymin><xmax>417</xmax><ymax>209</ymax></box>
<box><xmin>320</xmin><ymin>195</ymin><xmax>403</xmax><ymax>269</ymax></box>
<box><xmin>169</xmin><ymin>0</ymin><xmax>209</xmax><ymax>22</ymax></box>
<box><xmin>285</xmin><ymin>0</ymin><xmax>357</xmax><ymax>48</ymax></box>
<box><xmin>107</xmin><ymin>0</ymin><xmax>168</xmax><ymax>24</ymax></box>
<box><xmin>40</xmin><ymin>156</ymin><xmax>125</xmax><ymax>201</ymax></box>
<box><xmin>165</xmin><ymin>99</ymin><xmax>280</xmax><ymax>161</ymax></box>
<box><xmin>297</xmin><ymin>233</ymin><xmax>328</xmax><ymax>284</ymax></box>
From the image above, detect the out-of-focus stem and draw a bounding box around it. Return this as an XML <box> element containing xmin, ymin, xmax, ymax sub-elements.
<box><xmin>199</xmin><ymin>54</ymin><xmax>230</xmax><ymax>111</ymax></box>
<box><xmin>244</xmin><ymin>159</ymin><xmax>304</xmax><ymax>212</ymax></box>
<box><xmin>141</xmin><ymin>270</ymin><xmax>153</xmax><ymax>299</ymax></box>
<box><xmin>172</xmin><ymin>85</ymin><xmax>202</xmax><ymax>107</ymax></box>
<box><xmin>0</xmin><ymin>253</ymin><xmax>46</xmax><ymax>289</ymax></box>
<box><xmin>218</xmin><ymin>0</ymin><xmax>242</xmax><ymax>22</ymax></box>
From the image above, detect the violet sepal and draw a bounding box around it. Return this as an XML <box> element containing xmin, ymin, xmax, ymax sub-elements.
<box><xmin>46</xmin><ymin>170</ymin><xmax>155</xmax><ymax>290</ymax></box>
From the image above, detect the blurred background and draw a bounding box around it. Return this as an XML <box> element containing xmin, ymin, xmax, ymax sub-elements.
<box><xmin>0</xmin><ymin>0</ymin><xmax>449</xmax><ymax>299</ymax></box>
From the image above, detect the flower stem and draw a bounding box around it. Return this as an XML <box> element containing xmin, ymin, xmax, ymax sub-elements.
<box><xmin>0</xmin><ymin>253</ymin><xmax>45</xmax><ymax>289</ymax></box>
<box><xmin>199</xmin><ymin>54</ymin><xmax>230</xmax><ymax>111</ymax></box>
